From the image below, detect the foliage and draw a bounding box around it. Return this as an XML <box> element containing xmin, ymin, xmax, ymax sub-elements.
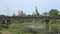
<box><xmin>51</xmin><ymin>26</ymin><xmax>58</xmax><ymax>34</ymax></box>
<box><xmin>50</xmin><ymin>20</ymin><xmax>57</xmax><ymax>24</ymax></box>
<box><xmin>0</xmin><ymin>20</ymin><xmax>11</xmax><ymax>28</ymax></box>
<box><xmin>7</xmin><ymin>28</ymin><xmax>45</xmax><ymax>34</ymax></box>
<box><xmin>45</xmin><ymin>31</ymin><xmax>54</xmax><ymax>34</ymax></box>
<box><xmin>27</xmin><ymin>14</ymin><xmax>32</xmax><ymax>16</ymax></box>
<box><xmin>49</xmin><ymin>9</ymin><xmax>59</xmax><ymax>16</ymax></box>
<box><xmin>0</xmin><ymin>32</ymin><xmax>2</xmax><ymax>34</ymax></box>
<box><xmin>0</xmin><ymin>20</ymin><xmax>5</xmax><ymax>29</ymax></box>
<box><xmin>10</xmin><ymin>20</ymin><xmax>45</xmax><ymax>26</ymax></box>
<box><xmin>1</xmin><ymin>20</ymin><xmax>60</xmax><ymax>34</ymax></box>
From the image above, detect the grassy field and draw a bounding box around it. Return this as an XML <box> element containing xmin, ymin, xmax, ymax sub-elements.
<box><xmin>0</xmin><ymin>20</ymin><xmax>60</xmax><ymax>34</ymax></box>
<box><xmin>10</xmin><ymin>20</ymin><xmax>60</xmax><ymax>27</ymax></box>
<box><xmin>6</xmin><ymin>28</ymin><xmax>46</xmax><ymax>34</ymax></box>
<box><xmin>6</xmin><ymin>27</ymin><xmax>60</xmax><ymax>34</ymax></box>
<box><xmin>10</xmin><ymin>20</ymin><xmax>45</xmax><ymax>27</ymax></box>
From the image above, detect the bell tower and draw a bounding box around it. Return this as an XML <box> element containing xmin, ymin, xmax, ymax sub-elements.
<box><xmin>32</xmin><ymin>6</ymin><xmax>39</xmax><ymax>16</ymax></box>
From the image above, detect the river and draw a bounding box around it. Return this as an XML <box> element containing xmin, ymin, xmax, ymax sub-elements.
<box><xmin>11</xmin><ymin>26</ymin><xmax>46</xmax><ymax>29</ymax></box>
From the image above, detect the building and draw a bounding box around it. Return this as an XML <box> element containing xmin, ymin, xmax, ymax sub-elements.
<box><xmin>42</xmin><ymin>12</ymin><xmax>49</xmax><ymax>16</ymax></box>
<box><xmin>13</xmin><ymin>10</ymin><xmax>26</xmax><ymax>16</ymax></box>
<box><xmin>18</xmin><ymin>11</ymin><xmax>26</xmax><ymax>16</ymax></box>
<box><xmin>32</xmin><ymin>7</ymin><xmax>39</xmax><ymax>16</ymax></box>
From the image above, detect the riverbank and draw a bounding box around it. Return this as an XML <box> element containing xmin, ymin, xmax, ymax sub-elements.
<box><xmin>0</xmin><ymin>20</ymin><xmax>60</xmax><ymax>34</ymax></box>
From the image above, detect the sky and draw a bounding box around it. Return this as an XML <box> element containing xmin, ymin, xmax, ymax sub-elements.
<box><xmin>0</xmin><ymin>0</ymin><xmax>60</xmax><ymax>16</ymax></box>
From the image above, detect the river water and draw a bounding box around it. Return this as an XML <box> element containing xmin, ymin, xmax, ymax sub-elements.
<box><xmin>13</xmin><ymin>26</ymin><xmax>46</xmax><ymax>29</ymax></box>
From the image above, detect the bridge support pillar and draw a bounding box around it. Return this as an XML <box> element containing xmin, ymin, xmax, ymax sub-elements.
<box><xmin>45</xmin><ymin>20</ymin><xmax>50</xmax><ymax>31</ymax></box>
<box><xmin>6</xmin><ymin>19</ymin><xmax>11</xmax><ymax>28</ymax></box>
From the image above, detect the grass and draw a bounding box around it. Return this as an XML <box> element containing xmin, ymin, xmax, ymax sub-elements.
<box><xmin>7</xmin><ymin>20</ymin><xmax>46</xmax><ymax>34</ymax></box>
<box><xmin>1</xmin><ymin>30</ymin><xmax>11</xmax><ymax>34</ymax></box>
<box><xmin>6</xmin><ymin>28</ymin><xmax>46</xmax><ymax>34</ymax></box>
<box><xmin>10</xmin><ymin>20</ymin><xmax>60</xmax><ymax>27</ymax></box>
<box><xmin>6</xmin><ymin>27</ymin><xmax>60</xmax><ymax>34</ymax></box>
<box><xmin>10</xmin><ymin>22</ymin><xmax>45</xmax><ymax>27</ymax></box>
<box><xmin>1</xmin><ymin>20</ymin><xmax>60</xmax><ymax>34</ymax></box>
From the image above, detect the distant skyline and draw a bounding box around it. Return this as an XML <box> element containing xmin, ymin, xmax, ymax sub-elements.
<box><xmin>0</xmin><ymin>0</ymin><xmax>60</xmax><ymax>16</ymax></box>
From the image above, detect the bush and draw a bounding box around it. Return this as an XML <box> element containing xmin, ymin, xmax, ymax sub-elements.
<box><xmin>50</xmin><ymin>20</ymin><xmax>57</xmax><ymax>24</ymax></box>
<box><xmin>51</xmin><ymin>26</ymin><xmax>58</xmax><ymax>34</ymax></box>
<box><xmin>0</xmin><ymin>32</ymin><xmax>2</xmax><ymax>34</ymax></box>
<box><xmin>7</xmin><ymin>28</ymin><xmax>45</xmax><ymax>34</ymax></box>
<box><xmin>45</xmin><ymin>31</ymin><xmax>54</xmax><ymax>34</ymax></box>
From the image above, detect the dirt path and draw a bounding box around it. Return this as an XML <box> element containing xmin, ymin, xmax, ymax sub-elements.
<box><xmin>0</xmin><ymin>30</ymin><xmax>11</xmax><ymax>34</ymax></box>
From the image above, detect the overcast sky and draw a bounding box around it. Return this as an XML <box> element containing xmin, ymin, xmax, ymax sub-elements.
<box><xmin>0</xmin><ymin>0</ymin><xmax>60</xmax><ymax>16</ymax></box>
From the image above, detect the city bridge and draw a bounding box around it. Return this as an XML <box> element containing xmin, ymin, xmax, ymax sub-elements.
<box><xmin>0</xmin><ymin>16</ymin><xmax>60</xmax><ymax>31</ymax></box>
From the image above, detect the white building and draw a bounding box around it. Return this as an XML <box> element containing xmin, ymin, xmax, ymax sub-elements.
<box><xmin>42</xmin><ymin>12</ymin><xmax>49</xmax><ymax>16</ymax></box>
<box><xmin>13</xmin><ymin>10</ymin><xmax>26</xmax><ymax>16</ymax></box>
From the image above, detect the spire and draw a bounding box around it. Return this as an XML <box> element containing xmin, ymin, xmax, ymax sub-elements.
<box><xmin>35</xmin><ymin>6</ymin><xmax>39</xmax><ymax>15</ymax></box>
<box><xmin>32</xmin><ymin>6</ymin><xmax>39</xmax><ymax>15</ymax></box>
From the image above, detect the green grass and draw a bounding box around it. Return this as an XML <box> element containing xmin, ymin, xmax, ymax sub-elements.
<box><xmin>10</xmin><ymin>22</ymin><xmax>45</xmax><ymax>27</ymax></box>
<box><xmin>7</xmin><ymin>28</ymin><xmax>46</xmax><ymax>34</ymax></box>
<box><xmin>6</xmin><ymin>27</ymin><xmax>60</xmax><ymax>34</ymax></box>
<box><xmin>10</xmin><ymin>20</ymin><xmax>45</xmax><ymax>27</ymax></box>
<box><xmin>1</xmin><ymin>20</ymin><xmax>60</xmax><ymax>34</ymax></box>
<box><xmin>10</xmin><ymin>20</ymin><xmax>60</xmax><ymax>27</ymax></box>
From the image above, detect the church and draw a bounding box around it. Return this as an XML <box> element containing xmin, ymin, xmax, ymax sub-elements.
<box><xmin>32</xmin><ymin>7</ymin><xmax>39</xmax><ymax>16</ymax></box>
<box><xmin>13</xmin><ymin>6</ymin><xmax>40</xmax><ymax>16</ymax></box>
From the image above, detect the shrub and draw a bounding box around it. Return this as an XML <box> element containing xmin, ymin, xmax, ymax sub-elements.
<box><xmin>0</xmin><ymin>32</ymin><xmax>2</xmax><ymax>34</ymax></box>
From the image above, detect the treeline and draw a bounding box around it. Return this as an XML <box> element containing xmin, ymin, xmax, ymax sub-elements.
<box><xmin>28</xmin><ymin>9</ymin><xmax>60</xmax><ymax>16</ymax></box>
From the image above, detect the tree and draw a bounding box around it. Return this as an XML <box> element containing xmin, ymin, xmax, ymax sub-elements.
<box><xmin>28</xmin><ymin>14</ymin><xmax>32</xmax><ymax>16</ymax></box>
<box><xmin>49</xmin><ymin>9</ymin><xmax>59</xmax><ymax>16</ymax></box>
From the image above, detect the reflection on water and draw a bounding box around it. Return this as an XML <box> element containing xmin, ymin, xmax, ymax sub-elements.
<box><xmin>14</xmin><ymin>26</ymin><xmax>46</xmax><ymax>29</ymax></box>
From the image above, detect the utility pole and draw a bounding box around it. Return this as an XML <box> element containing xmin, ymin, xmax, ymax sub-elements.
<box><xmin>6</xmin><ymin>8</ymin><xmax>9</xmax><ymax>16</ymax></box>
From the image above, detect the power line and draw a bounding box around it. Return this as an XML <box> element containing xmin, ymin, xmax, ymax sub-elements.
<box><xmin>6</xmin><ymin>8</ymin><xmax>9</xmax><ymax>16</ymax></box>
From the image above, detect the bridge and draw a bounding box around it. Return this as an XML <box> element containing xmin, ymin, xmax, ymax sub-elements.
<box><xmin>0</xmin><ymin>16</ymin><xmax>60</xmax><ymax>31</ymax></box>
<box><xmin>0</xmin><ymin>16</ymin><xmax>60</xmax><ymax>20</ymax></box>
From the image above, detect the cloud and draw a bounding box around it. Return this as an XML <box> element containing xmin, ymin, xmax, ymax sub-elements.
<box><xmin>0</xmin><ymin>8</ymin><xmax>8</xmax><ymax>12</ymax></box>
